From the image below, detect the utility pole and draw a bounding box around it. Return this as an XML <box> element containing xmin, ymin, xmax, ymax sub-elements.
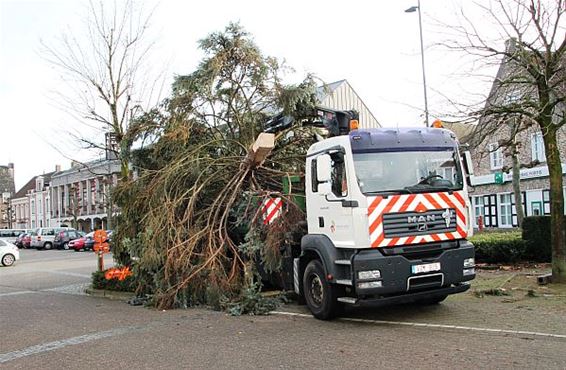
<box><xmin>405</xmin><ymin>0</ymin><xmax>430</xmax><ymax>127</ymax></box>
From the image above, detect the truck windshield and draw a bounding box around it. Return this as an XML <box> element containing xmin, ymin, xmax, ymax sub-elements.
<box><xmin>353</xmin><ymin>149</ymin><xmax>463</xmax><ymax>195</ymax></box>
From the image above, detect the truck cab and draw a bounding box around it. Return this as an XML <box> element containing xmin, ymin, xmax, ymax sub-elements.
<box><xmin>296</xmin><ymin>127</ymin><xmax>476</xmax><ymax>319</ymax></box>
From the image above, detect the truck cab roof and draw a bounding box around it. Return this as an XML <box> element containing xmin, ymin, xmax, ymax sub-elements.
<box><xmin>349</xmin><ymin>127</ymin><xmax>459</xmax><ymax>153</ymax></box>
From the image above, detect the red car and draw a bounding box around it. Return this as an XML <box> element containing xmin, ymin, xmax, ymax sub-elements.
<box><xmin>23</xmin><ymin>234</ymin><xmax>31</xmax><ymax>249</ymax></box>
<box><xmin>70</xmin><ymin>232</ymin><xmax>94</xmax><ymax>252</ymax></box>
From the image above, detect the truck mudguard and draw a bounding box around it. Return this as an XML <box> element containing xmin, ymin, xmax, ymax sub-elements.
<box><xmin>301</xmin><ymin>234</ymin><xmax>345</xmax><ymax>281</ymax></box>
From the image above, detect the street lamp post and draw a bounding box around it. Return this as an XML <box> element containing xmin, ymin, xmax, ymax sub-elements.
<box><xmin>405</xmin><ymin>0</ymin><xmax>429</xmax><ymax>127</ymax></box>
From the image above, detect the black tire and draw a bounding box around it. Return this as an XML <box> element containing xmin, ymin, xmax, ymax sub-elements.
<box><xmin>2</xmin><ymin>253</ymin><xmax>16</xmax><ymax>267</ymax></box>
<box><xmin>62</xmin><ymin>242</ymin><xmax>69</xmax><ymax>250</ymax></box>
<box><xmin>44</xmin><ymin>242</ymin><xmax>53</xmax><ymax>250</ymax></box>
<box><xmin>415</xmin><ymin>294</ymin><xmax>448</xmax><ymax>305</ymax></box>
<box><xmin>303</xmin><ymin>260</ymin><xmax>340</xmax><ymax>320</ymax></box>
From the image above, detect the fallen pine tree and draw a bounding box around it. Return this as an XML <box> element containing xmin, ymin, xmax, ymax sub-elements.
<box><xmin>111</xmin><ymin>23</ymin><xmax>325</xmax><ymax>310</ymax></box>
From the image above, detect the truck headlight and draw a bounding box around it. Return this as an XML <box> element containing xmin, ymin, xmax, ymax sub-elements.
<box><xmin>463</xmin><ymin>258</ymin><xmax>475</xmax><ymax>268</ymax></box>
<box><xmin>358</xmin><ymin>270</ymin><xmax>381</xmax><ymax>280</ymax></box>
<box><xmin>357</xmin><ymin>281</ymin><xmax>383</xmax><ymax>289</ymax></box>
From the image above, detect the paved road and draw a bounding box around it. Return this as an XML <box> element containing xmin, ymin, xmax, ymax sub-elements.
<box><xmin>1</xmin><ymin>250</ymin><xmax>565</xmax><ymax>369</ymax></box>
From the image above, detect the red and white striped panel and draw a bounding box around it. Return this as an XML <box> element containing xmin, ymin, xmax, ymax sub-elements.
<box><xmin>367</xmin><ymin>191</ymin><xmax>468</xmax><ymax>248</ymax></box>
<box><xmin>261</xmin><ymin>197</ymin><xmax>283</xmax><ymax>225</ymax></box>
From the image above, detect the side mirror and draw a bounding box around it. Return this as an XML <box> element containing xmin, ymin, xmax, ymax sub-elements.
<box><xmin>318</xmin><ymin>182</ymin><xmax>332</xmax><ymax>195</ymax></box>
<box><xmin>317</xmin><ymin>154</ymin><xmax>332</xmax><ymax>182</ymax></box>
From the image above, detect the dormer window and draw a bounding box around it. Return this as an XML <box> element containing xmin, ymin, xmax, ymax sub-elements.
<box><xmin>35</xmin><ymin>177</ymin><xmax>44</xmax><ymax>191</ymax></box>
<box><xmin>502</xmin><ymin>88</ymin><xmax>521</xmax><ymax>105</ymax></box>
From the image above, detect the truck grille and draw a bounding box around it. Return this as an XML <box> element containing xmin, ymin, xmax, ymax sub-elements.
<box><xmin>383</xmin><ymin>209</ymin><xmax>456</xmax><ymax>238</ymax></box>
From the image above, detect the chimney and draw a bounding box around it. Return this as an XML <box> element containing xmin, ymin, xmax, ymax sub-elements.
<box><xmin>55</xmin><ymin>164</ymin><xmax>61</xmax><ymax>172</ymax></box>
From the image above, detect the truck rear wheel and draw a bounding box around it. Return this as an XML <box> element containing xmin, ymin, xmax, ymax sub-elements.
<box><xmin>303</xmin><ymin>260</ymin><xmax>340</xmax><ymax>320</ymax></box>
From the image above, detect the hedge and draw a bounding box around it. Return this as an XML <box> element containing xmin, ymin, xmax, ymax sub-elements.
<box><xmin>521</xmin><ymin>216</ymin><xmax>554</xmax><ymax>262</ymax></box>
<box><xmin>470</xmin><ymin>231</ymin><xmax>526</xmax><ymax>263</ymax></box>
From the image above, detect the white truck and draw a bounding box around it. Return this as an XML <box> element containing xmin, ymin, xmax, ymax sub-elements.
<box><xmin>266</xmin><ymin>108</ymin><xmax>476</xmax><ymax>319</ymax></box>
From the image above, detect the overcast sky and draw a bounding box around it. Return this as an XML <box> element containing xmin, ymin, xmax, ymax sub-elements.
<box><xmin>1</xmin><ymin>0</ymin><xmax>509</xmax><ymax>189</ymax></box>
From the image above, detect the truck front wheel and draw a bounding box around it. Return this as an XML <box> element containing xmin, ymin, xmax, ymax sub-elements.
<box><xmin>303</xmin><ymin>260</ymin><xmax>340</xmax><ymax>320</ymax></box>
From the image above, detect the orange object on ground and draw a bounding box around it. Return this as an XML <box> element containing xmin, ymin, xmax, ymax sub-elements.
<box><xmin>104</xmin><ymin>266</ymin><xmax>133</xmax><ymax>281</ymax></box>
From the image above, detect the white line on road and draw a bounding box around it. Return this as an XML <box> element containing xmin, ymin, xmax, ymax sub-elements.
<box><xmin>0</xmin><ymin>326</ymin><xmax>143</xmax><ymax>364</ymax></box>
<box><xmin>273</xmin><ymin>311</ymin><xmax>566</xmax><ymax>340</ymax></box>
<box><xmin>0</xmin><ymin>283</ymin><xmax>89</xmax><ymax>298</ymax></box>
<box><xmin>0</xmin><ymin>290</ymin><xmax>37</xmax><ymax>297</ymax></box>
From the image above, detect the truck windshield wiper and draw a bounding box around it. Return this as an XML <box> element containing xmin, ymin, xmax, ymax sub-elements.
<box><xmin>427</xmin><ymin>186</ymin><xmax>456</xmax><ymax>193</ymax></box>
<box><xmin>364</xmin><ymin>189</ymin><xmax>413</xmax><ymax>196</ymax></box>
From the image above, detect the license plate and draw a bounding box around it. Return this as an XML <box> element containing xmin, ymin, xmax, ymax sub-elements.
<box><xmin>411</xmin><ymin>262</ymin><xmax>441</xmax><ymax>274</ymax></box>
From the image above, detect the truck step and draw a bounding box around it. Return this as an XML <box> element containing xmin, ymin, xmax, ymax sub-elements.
<box><xmin>337</xmin><ymin>297</ymin><xmax>357</xmax><ymax>304</ymax></box>
<box><xmin>334</xmin><ymin>259</ymin><xmax>351</xmax><ymax>265</ymax></box>
<box><xmin>335</xmin><ymin>279</ymin><xmax>353</xmax><ymax>286</ymax></box>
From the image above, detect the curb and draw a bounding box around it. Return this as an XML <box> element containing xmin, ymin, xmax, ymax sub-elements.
<box><xmin>85</xmin><ymin>288</ymin><xmax>135</xmax><ymax>301</ymax></box>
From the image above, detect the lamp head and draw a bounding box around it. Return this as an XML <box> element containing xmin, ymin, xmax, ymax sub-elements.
<box><xmin>405</xmin><ymin>6</ymin><xmax>418</xmax><ymax>12</ymax></box>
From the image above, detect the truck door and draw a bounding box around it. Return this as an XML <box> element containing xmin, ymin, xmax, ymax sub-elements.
<box><xmin>311</xmin><ymin>149</ymin><xmax>356</xmax><ymax>248</ymax></box>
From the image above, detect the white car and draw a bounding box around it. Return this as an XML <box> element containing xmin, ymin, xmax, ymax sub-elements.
<box><xmin>0</xmin><ymin>240</ymin><xmax>20</xmax><ymax>266</ymax></box>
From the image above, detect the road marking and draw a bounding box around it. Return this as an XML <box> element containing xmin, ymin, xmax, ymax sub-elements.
<box><xmin>0</xmin><ymin>283</ymin><xmax>89</xmax><ymax>298</ymax></box>
<box><xmin>272</xmin><ymin>311</ymin><xmax>566</xmax><ymax>340</ymax></box>
<box><xmin>0</xmin><ymin>290</ymin><xmax>36</xmax><ymax>297</ymax></box>
<box><xmin>0</xmin><ymin>326</ymin><xmax>143</xmax><ymax>364</ymax></box>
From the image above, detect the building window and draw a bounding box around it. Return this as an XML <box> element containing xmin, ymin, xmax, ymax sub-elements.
<box><xmin>531</xmin><ymin>132</ymin><xmax>545</xmax><ymax>162</ymax></box>
<box><xmin>472</xmin><ymin>196</ymin><xmax>484</xmax><ymax>228</ymax></box>
<box><xmin>488</xmin><ymin>143</ymin><xmax>503</xmax><ymax>170</ymax></box>
<box><xmin>499</xmin><ymin>193</ymin><xmax>513</xmax><ymax>227</ymax></box>
<box><xmin>503</xmin><ymin>90</ymin><xmax>521</xmax><ymax>105</ymax></box>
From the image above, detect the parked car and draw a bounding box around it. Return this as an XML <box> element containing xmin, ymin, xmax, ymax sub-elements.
<box><xmin>22</xmin><ymin>234</ymin><xmax>31</xmax><ymax>249</ymax></box>
<box><xmin>0</xmin><ymin>240</ymin><xmax>20</xmax><ymax>266</ymax></box>
<box><xmin>15</xmin><ymin>232</ymin><xmax>27</xmax><ymax>248</ymax></box>
<box><xmin>30</xmin><ymin>227</ymin><xmax>75</xmax><ymax>250</ymax></box>
<box><xmin>54</xmin><ymin>230</ymin><xmax>85</xmax><ymax>250</ymax></box>
<box><xmin>0</xmin><ymin>229</ymin><xmax>28</xmax><ymax>244</ymax></box>
<box><xmin>71</xmin><ymin>232</ymin><xmax>94</xmax><ymax>252</ymax></box>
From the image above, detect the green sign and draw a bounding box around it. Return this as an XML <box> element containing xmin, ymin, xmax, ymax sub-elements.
<box><xmin>494</xmin><ymin>172</ymin><xmax>504</xmax><ymax>184</ymax></box>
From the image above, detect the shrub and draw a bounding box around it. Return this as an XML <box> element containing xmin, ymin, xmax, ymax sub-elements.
<box><xmin>92</xmin><ymin>269</ymin><xmax>136</xmax><ymax>292</ymax></box>
<box><xmin>470</xmin><ymin>231</ymin><xmax>526</xmax><ymax>263</ymax></box>
<box><xmin>521</xmin><ymin>216</ymin><xmax>554</xmax><ymax>262</ymax></box>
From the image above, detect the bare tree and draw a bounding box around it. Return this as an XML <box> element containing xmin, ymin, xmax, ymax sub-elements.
<box><xmin>446</xmin><ymin>0</ymin><xmax>565</xmax><ymax>282</ymax></box>
<box><xmin>42</xmin><ymin>0</ymin><xmax>162</xmax><ymax>181</ymax></box>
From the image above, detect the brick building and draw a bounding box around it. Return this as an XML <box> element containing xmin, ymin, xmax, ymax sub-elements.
<box><xmin>467</xmin><ymin>40</ymin><xmax>566</xmax><ymax>229</ymax></box>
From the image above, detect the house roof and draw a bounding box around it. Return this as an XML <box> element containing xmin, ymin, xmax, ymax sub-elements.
<box><xmin>316</xmin><ymin>79</ymin><xmax>346</xmax><ymax>102</ymax></box>
<box><xmin>13</xmin><ymin>171</ymin><xmax>56</xmax><ymax>199</ymax></box>
<box><xmin>442</xmin><ymin>122</ymin><xmax>476</xmax><ymax>144</ymax></box>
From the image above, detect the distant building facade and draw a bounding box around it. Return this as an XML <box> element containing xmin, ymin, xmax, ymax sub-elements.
<box><xmin>468</xmin><ymin>40</ymin><xmax>566</xmax><ymax>229</ymax></box>
<box><xmin>11</xmin><ymin>171</ymin><xmax>56</xmax><ymax>229</ymax></box>
<box><xmin>49</xmin><ymin>159</ymin><xmax>121</xmax><ymax>231</ymax></box>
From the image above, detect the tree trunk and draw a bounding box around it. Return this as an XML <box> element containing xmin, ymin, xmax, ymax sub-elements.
<box><xmin>511</xmin><ymin>142</ymin><xmax>524</xmax><ymax>227</ymax></box>
<box><xmin>544</xmin><ymin>128</ymin><xmax>566</xmax><ymax>283</ymax></box>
